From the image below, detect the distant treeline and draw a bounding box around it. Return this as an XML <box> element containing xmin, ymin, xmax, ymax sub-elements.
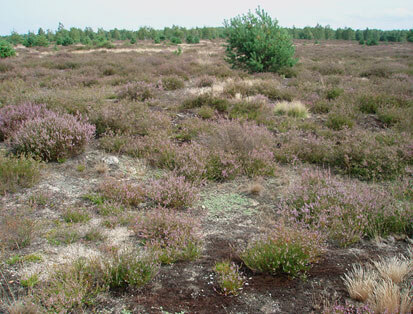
<box><xmin>2</xmin><ymin>23</ymin><xmax>413</xmax><ymax>47</ymax></box>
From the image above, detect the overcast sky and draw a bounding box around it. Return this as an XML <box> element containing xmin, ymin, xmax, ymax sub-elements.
<box><xmin>1</xmin><ymin>0</ymin><xmax>412</xmax><ymax>35</ymax></box>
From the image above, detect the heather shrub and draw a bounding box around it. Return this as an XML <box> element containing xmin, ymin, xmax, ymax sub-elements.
<box><xmin>358</xmin><ymin>95</ymin><xmax>379</xmax><ymax>114</ymax></box>
<box><xmin>274</xmin><ymin>101</ymin><xmax>309</xmax><ymax>118</ymax></box>
<box><xmin>239</xmin><ymin>221</ymin><xmax>325</xmax><ymax>277</ymax></box>
<box><xmin>133</xmin><ymin>209</ymin><xmax>202</xmax><ymax>264</ymax></box>
<box><xmin>197</xmin><ymin>105</ymin><xmax>215</xmax><ymax>119</ymax></box>
<box><xmin>229</xmin><ymin>98</ymin><xmax>273</xmax><ymax>122</ymax></box>
<box><xmin>196</xmin><ymin>75</ymin><xmax>215</xmax><ymax>88</ymax></box>
<box><xmin>182</xmin><ymin>93</ymin><xmax>229</xmax><ymax>113</ymax></box>
<box><xmin>102</xmin><ymin>249</ymin><xmax>159</xmax><ymax>289</ymax></box>
<box><xmin>273</xmin><ymin>131</ymin><xmax>333</xmax><ymax>165</ymax></box>
<box><xmin>214</xmin><ymin>261</ymin><xmax>245</xmax><ymax>296</ymax></box>
<box><xmin>161</xmin><ymin>75</ymin><xmax>185</xmax><ymax>90</ymax></box>
<box><xmin>117</xmin><ymin>81</ymin><xmax>157</xmax><ymax>101</ymax></box>
<box><xmin>251</xmin><ymin>81</ymin><xmax>293</xmax><ymax>101</ymax></box>
<box><xmin>0</xmin><ymin>103</ymin><xmax>49</xmax><ymax>141</ymax></box>
<box><xmin>377</xmin><ymin>107</ymin><xmax>402</xmax><ymax>127</ymax></box>
<box><xmin>198</xmin><ymin>119</ymin><xmax>276</xmax><ymax>177</ymax></box>
<box><xmin>310</xmin><ymin>101</ymin><xmax>331</xmax><ymax>114</ymax></box>
<box><xmin>91</xmin><ymin>103</ymin><xmax>171</xmax><ymax>136</ymax></box>
<box><xmin>204</xmin><ymin>150</ymin><xmax>240</xmax><ymax>181</ymax></box>
<box><xmin>224</xmin><ymin>8</ymin><xmax>296</xmax><ymax>73</ymax></box>
<box><xmin>34</xmin><ymin>258</ymin><xmax>108</xmax><ymax>313</ymax></box>
<box><xmin>360</xmin><ymin>66</ymin><xmax>391</xmax><ymax>78</ymax></box>
<box><xmin>326</xmin><ymin>113</ymin><xmax>354</xmax><ymax>130</ymax></box>
<box><xmin>274</xmin><ymin>130</ymin><xmax>407</xmax><ymax>181</ymax></box>
<box><xmin>325</xmin><ymin>87</ymin><xmax>344</xmax><ymax>100</ymax></box>
<box><xmin>312</xmin><ymin>63</ymin><xmax>344</xmax><ymax>75</ymax></box>
<box><xmin>46</xmin><ymin>227</ymin><xmax>81</xmax><ymax>246</ymax></box>
<box><xmin>99</xmin><ymin>179</ymin><xmax>145</xmax><ymax>207</ymax></box>
<box><xmin>331</xmin><ymin>131</ymin><xmax>407</xmax><ymax>181</ymax></box>
<box><xmin>10</xmin><ymin>111</ymin><xmax>95</xmax><ymax>162</ymax></box>
<box><xmin>62</xmin><ymin>208</ymin><xmax>90</xmax><ymax>223</ymax></box>
<box><xmin>0</xmin><ymin>40</ymin><xmax>15</xmax><ymax>58</ymax></box>
<box><xmin>0</xmin><ymin>211</ymin><xmax>35</xmax><ymax>250</ymax></box>
<box><xmin>0</xmin><ymin>152</ymin><xmax>42</xmax><ymax>195</ymax></box>
<box><xmin>146</xmin><ymin>173</ymin><xmax>198</xmax><ymax>209</ymax></box>
<box><xmin>279</xmin><ymin>169</ymin><xmax>413</xmax><ymax>246</ymax></box>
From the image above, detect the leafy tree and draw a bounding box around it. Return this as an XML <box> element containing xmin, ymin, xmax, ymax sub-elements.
<box><xmin>224</xmin><ymin>8</ymin><xmax>296</xmax><ymax>73</ymax></box>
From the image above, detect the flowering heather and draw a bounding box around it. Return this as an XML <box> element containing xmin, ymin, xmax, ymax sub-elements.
<box><xmin>274</xmin><ymin>129</ymin><xmax>408</xmax><ymax>181</ymax></box>
<box><xmin>133</xmin><ymin>208</ymin><xmax>202</xmax><ymax>264</ymax></box>
<box><xmin>214</xmin><ymin>261</ymin><xmax>245</xmax><ymax>296</ymax></box>
<box><xmin>0</xmin><ymin>103</ymin><xmax>49</xmax><ymax>140</ymax></box>
<box><xmin>198</xmin><ymin>119</ymin><xmax>276</xmax><ymax>177</ymax></box>
<box><xmin>279</xmin><ymin>169</ymin><xmax>413</xmax><ymax>246</ymax></box>
<box><xmin>91</xmin><ymin>102</ymin><xmax>171</xmax><ymax>136</ymax></box>
<box><xmin>99</xmin><ymin>178</ymin><xmax>145</xmax><ymax>207</ymax></box>
<box><xmin>10</xmin><ymin>111</ymin><xmax>95</xmax><ymax>161</ymax></box>
<box><xmin>239</xmin><ymin>220</ymin><xmax>325</xmax><ymax>277</ymax></box>
<box><xmin>146</xmin><ymin>173</ymin><xmax>199</xmax><ymax>209</ymax></box>
<box><xmin>117</xmin><ymin>81</ymin><xmax>158</xmax><ymax>101</ymax></box>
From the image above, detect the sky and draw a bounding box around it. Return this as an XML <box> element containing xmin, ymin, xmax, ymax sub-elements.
<box><xmin>1</xmin><ymin>0</ymin><xmax>412</xmax><ymax>35</ymax></box>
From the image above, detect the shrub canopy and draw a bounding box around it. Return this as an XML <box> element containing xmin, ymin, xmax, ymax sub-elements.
<box><xmin>224</xmin><ymin>8</ymin><xmax>296</xmax><ymax>73</ymax></box>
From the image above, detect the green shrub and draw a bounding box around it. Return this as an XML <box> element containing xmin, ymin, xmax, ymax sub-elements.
<box><xmin>0</xmin><ymin>153</ymin><xmax>42</xmax><ymax>195</ymax></box>
<box><xmin>310</xmin><ymin>101</ymin><xmax>331</xmax><ymax>114</ymax></box>
<box><xmin>0</xmin><ymin>40</ymin><xmax>16</xmax><ymax>58</ymax></box>
<box><xmin>325</xmin><ymin>87</ymin><xmax>343</xmax><ymax>100</ymax></box>
<box><xmin>62</xmin><ymin>208</ymin><xmax>91</xmax><ymax>223</ymax></box>
<box><xmin>214</xmin><ymin>261</ymin><xmax>244</xmax><ymax>296</ymax></box>
<box><xmin>103</xmin><ymin>250</ymin><xmax>159</xmax><ymax>289</ymax></box>
<box><xmin>377</xmin><ymin>108</ymin><xmax>401</xmax><ymax>127</ymax></box>
<box><xmin>224</xmin><ymin>8</ymin><xmax>296</xmax><ymax>73</ymax></box>
<box><xmin>358</xmin><ymin>95</ymin><xmax>379</xmax><ymax>114</ymax></box>
<box><xmin>182</xmin><ymin>94</ymin><xmax>229</xmax><ymax>113</ymax></box>
<box><xmin>366</xmin><ymin>39</ymin><xmax>378</xmax><ymax>46</ymax></box>
<box><xmin>239</xmin><ymin>222</ymin><xmax>324</xmax><ymax>278</ymax></box>
<box><xmin>197</xmin><ymin>106</ymin><xmax>215</xmax><ymax>119</ymax></box>
<box><xmin>326</xmin><ymin>113</ymin><xmax>354</xmax><ymax>130</ymax></box>
<box><xmin>170</xmin><ymin>37</ymin><xmax>182</xmax><ymax>44</ymax></box>
<box><xmin>161</xmin><ymin>76</ymin><xmax>185</xmax><ymax>90</ymax></box>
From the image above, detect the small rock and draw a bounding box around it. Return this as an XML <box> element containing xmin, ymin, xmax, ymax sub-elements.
<box><xmin>102</xmin><ymin>156</ymin><xmax>119</xmax><ymax>165</ymax></box>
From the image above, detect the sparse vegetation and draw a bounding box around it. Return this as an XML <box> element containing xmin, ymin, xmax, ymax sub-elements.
<box><xmin>0</xmin><ymin>18</ymin><xmax>412</xmax><ymax>314</ymax></box>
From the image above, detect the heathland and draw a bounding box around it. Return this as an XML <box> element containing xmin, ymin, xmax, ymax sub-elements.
<box><xmin>0</xmin><ymin>33</ymin><xmax>412</xmax><ymax>313</ymax></box>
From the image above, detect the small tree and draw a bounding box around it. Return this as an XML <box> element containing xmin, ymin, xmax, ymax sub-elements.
<box><xmin>0</xmin><ymin>40</ymin><xmax>16</xmax><ymax>58</ymax></box>
<box><xmin>224</xmin><ymin>8</ymin><xmax>296</xmax><ymax>73</ymax></box>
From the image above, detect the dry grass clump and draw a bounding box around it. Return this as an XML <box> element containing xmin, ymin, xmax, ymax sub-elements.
<box><xmin>247</xmin><ymin>182</ymin><xmax>265</xmax><ymax>196</ymax></box>
<box><xmin>373</xmin><ymin>255</ymin><xmax>413</xmax><ymax>284</ymax></box>
<box><xmin>343</xmin><ymin>253</ymin><xmax>413</xmax><ymax>314</ymax></box>
<box><xmin>274</xmin><ymin>100</ymin><xmax>309</xmax><ymax>118</ymax></box>
<box><xmin>342</xmin><ymin>264</ymin><xmax>377</xmax><ymax>302</ymax></box>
